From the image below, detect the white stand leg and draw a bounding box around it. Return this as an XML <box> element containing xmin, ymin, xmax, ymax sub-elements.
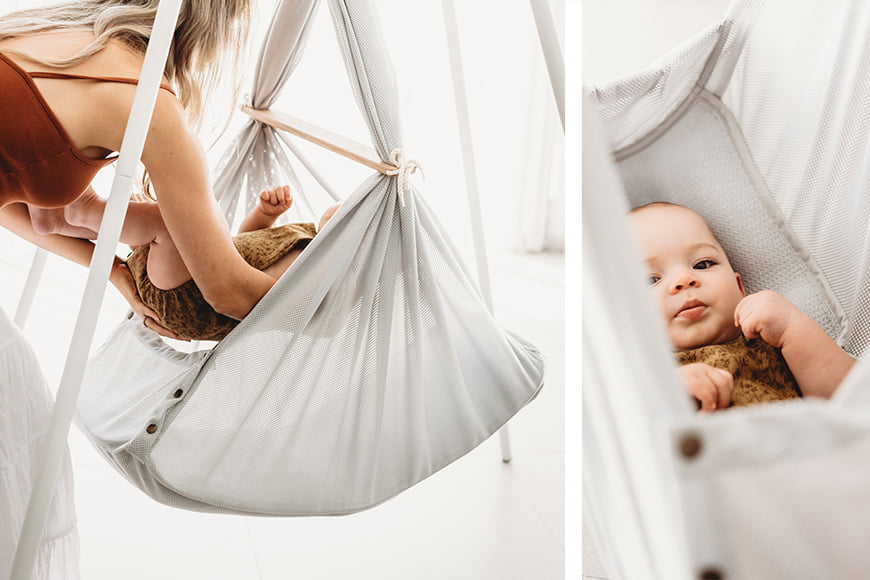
<box><xmin>442</xmin><ymin>0</ymin><xmax>514</xmax><ymax>463</ymax></box>
<box><xmin>14</xmin><ymin>249</ymin><xmax>48</xmax><ymax>329</ymax></box>
<box><xmin>9</xmin><ymin>2</ymin><xmax>183</xmax><ymax>578</ymax></box>
<box><xmin>529</xmin><ymin>0</ymin><xmax>565</xmax><ymax>131</ymax></box>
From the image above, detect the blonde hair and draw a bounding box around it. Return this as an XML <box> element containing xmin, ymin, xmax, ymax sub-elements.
<box><xmin>0</xmin><ymin>0</ymin><xmax>252</xmax><ymax>129</ymax></box>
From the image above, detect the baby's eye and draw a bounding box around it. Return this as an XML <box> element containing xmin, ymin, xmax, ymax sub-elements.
<box><xmin>648</xmin><ymin>274</ymin><xmax>661</xmax><ymax>286</ymax></box>
<box><xmin>693</xmin><ymin>259</ymin><xmax>717</xmax><ymax>270</ymax></box>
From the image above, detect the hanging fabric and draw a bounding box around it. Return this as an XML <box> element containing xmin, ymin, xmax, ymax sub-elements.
<box><xmin>585</xmin><ymin>0</ymin><xmax>870</xmax><ymax>578</ymax></box>
<box><xmin>75</xmin><ymin>0</ymin><xmax>544</xmax><ymax>517</ymax></box>
<box><xmin>211</xmin><ymin>0</ymin><xmax>326</xmax><ymax>228</ymax></box>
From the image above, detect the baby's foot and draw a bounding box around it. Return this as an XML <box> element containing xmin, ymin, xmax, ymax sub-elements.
<box><xmin>64</xmin><ymin>188</ymin><xmax>102</xmax><ymax>230</ymax></box>
<box><xmin>28</xmin><ymin>205</ymin><xmax>69</xmax><ymax>236</ymax></box>
<box><xmin>257</xmin><ymin>185</ymin><xmax>293</xmax><ymax>217</ymax></box>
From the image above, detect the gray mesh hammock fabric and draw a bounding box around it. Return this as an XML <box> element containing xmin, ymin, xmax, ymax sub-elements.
<box><xmin>585</xmin><ymin>0</ymin><xmax>870</xmax><ymax>578</ymax></box>
<box><xmin>74</xmin><ymin>0</ymin><xmax>544</xmax><ymax>516</ymax></box>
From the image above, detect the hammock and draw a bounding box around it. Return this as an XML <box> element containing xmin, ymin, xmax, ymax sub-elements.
<box><xmin>68</xmin><ymin>0</ymin><xmax>544</xmax><ymax>517</ymax></box>
<box><xmin>585</xmin><ymin>0</ymin><xmax>870</xmax><ymax>578</ymax></box>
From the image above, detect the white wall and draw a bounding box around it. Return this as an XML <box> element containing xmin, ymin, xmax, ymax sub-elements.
<box><xmin>582</xmin><ymin>0</ymin><xmax>732</xmax><ymax>86</ymax></box>
<box><xmin>261</xmin><ymin>0</ymin><xmax>562</xmax><ymax>256</ymax></box>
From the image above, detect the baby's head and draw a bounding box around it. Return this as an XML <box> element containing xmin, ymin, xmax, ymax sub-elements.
<box><xmin>629</xmin><ymin>202</ymin><xmax>746</xmax><ymax>351</ymax></box>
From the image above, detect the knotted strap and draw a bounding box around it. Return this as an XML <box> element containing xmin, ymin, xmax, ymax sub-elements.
<box><xmin>385</xmin><ymin>148</ymin><xmax>423</xmax><ymax>207</ymax></box>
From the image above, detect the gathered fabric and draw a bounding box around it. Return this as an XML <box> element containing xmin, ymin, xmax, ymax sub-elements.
<box><xmin>0</xmin><ymin>309</ymin><xmax>79</xmax><ymax>579</ymax></box>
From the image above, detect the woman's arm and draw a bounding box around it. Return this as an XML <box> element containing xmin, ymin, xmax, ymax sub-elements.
<box><xmin>138</xmin><ymin>93</ymin><xmax>274</xmax><ymax>320</ymax></box>
<box><xmin>0</xmin><ymin>202</ymin><xmax>96</xmax><ymax>267</ymax></box>
<box><xmin>0</xmin><ymin>203</ymin><xmax>182</xmax><ymax>339</ymax></box>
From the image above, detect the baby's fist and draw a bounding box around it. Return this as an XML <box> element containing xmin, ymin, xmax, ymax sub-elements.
<box><xmin>679</xmin><ymin>363</ymin><xmax>733</xmax><ymax>412</ymax></box>
<box><xmin>734</xmin><ymin>290</ymin><xmax>797</xmax><ymax>348</ymax></box>
<box><xmin>258</xmin><ymin>185</ymin><xmax>293</xmax><ymax>216</ymax></box>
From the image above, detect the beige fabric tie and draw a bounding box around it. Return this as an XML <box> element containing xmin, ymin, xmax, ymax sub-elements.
<box><xmin>385</xmin><ymin>149</ymin><xmax>423</xmax><ymax>207</ymax></box>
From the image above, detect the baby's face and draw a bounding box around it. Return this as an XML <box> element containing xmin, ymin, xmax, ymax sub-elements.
<box><xmin>630</xmin><ymin>204</ymin><xmax>746</xmax><ymax>351</ymax></box>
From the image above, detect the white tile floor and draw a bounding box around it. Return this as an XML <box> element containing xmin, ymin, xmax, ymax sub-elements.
<box><xmin>0</xmin><ymin>229</ymin><xmax>564</xmax><ymax>579</ymax></box>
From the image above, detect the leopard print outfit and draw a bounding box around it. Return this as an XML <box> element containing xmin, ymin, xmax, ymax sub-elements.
<box><xmin>127</xmin><ymin>222</ymin><xmax>317</xmax><ymax>341</ymax></box>
<box><xmin>676</xmin><ymin>335</ymin><xmax>802</xmax><ymax>407</ymax></box>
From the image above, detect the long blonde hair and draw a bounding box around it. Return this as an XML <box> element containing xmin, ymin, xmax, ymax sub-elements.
<box><xmin>0</xmin><ymin>0</ymin><xmax>252</xmax><ymax>129</ymax></box>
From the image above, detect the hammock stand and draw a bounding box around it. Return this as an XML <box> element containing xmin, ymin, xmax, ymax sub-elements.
<box><xmin>585</xmin><ymin>1</ymin><xmax>870</xmax><ymax>578</ymax></box>
<box><xmin>11</xmin><ymin>0</ymin><xmax>559</xmax><ymax>578</ymax></box>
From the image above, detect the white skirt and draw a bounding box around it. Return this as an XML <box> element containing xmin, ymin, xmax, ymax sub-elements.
<box><xmin>0</xmin><ymin>309</ymin><xmax>78</xmax><ymax>579</ymax></box>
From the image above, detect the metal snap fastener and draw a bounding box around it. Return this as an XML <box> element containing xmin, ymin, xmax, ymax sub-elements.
<box><xmin>699</xmin><ymin>566</ymin><xmax>724</xmax><ymax>580</ymax></box>
<box><xmin>679</xmin><ymin>432</ymin><xmax>703</xmax><ymax>460</ymax></box>
<box><xmin>146</xmin><ymin>424</ymin><xmax>158</xmax><ymax>434</ymax></box>
<box><xmin>173</xmin><ymin>389</ymin><xmax>183</xmax><ymax>398</ymax></box>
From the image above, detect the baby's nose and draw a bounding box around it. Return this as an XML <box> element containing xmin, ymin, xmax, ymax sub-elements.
<box><xmin>670</xmin><ymin>273</ymin><xmax>699</xmax><ymax>292</ymax></box>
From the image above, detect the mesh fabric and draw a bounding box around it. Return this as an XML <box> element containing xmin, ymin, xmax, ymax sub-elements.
<box><xmin>75</xmin><ymin>0</ymin><xmax>543</xmax><ymax>516</ymax></box>
<box><xmin>585</xmin><ymin>0</ymin><xmax>870</xmax><ymax>578</ymax></box>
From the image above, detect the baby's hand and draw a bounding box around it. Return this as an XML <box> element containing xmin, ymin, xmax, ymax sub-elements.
<box><xmin>679</xmin><ymin>363</ymin><xmax>733</xmax><ymax>412</ymax></box>
<box><xmin>257</xmin><ymin>185</ymin><xmax>293</xmax><ymax>217</ymax></box>
<box><xmin>734</xmin><ymin>290</ymin><xmax>798</xmax><ymax>348</ymax></box>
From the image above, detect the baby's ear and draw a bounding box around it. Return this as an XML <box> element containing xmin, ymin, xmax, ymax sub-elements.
<box><xmin>735</xmin><ymin>272</ymin><xmax>746</xmax><ymax>297</ymax></box>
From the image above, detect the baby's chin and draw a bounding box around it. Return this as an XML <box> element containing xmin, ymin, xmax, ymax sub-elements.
<box><xmin>671</xmin><ymin>326</ymin><xmax>742</xmax><ymax>352</ymax></box>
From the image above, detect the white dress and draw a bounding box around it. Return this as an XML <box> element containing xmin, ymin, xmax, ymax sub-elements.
<box><xmin>0</xmin><ymin>308</ymin><xmax>79</xmax><ymax>579</ymax></box>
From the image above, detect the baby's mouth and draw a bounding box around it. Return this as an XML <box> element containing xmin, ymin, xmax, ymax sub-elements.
<box><xmin>675</xmin><ymin>300</ymin><xmax>707</xmax><ymax>320</ymax></box>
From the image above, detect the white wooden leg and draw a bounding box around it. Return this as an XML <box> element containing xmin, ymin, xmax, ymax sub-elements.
<box><xmin>14</xmin><ymin>249</ymin><xmax>47</xmax><ymax>329</ymax></box>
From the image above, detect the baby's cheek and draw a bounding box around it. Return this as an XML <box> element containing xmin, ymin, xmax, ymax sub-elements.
<box><xmin>654</xmin><ymin>293</ymin><xmax>671</xmax><ymax>322</ymax></box>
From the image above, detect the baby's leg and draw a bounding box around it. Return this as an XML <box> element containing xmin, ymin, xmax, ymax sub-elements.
<box><xmin>145</xmin><ymin>236</ymin><xmax>194</xmax><ymax>290</ymax></box>
<box><xmin>318</xmin><ymin>203</ymin><xmax>340</xmax><ymax>232</ymax></box>
<box><xmin>261</xmin><ymin>205</ymin><xmax>335</xmax><ymax>282</ymax></box>
<box><xmin>61</xmin><ymin>190</ymin><xmax>193</xmax><ymax>290</ymax></box>
<box><xmin>28</xmin><ymin>205</ymin><xmax>99</xmax><ymax>239</ymax></box>
<box><xmin>262</xmin><ymin>248</ymin><xmax>305</xmax><ymax>282</ymax></box>
<box><xmin>64</xmin><ymin>189</ymin><xmax>169</xmax><ymax>248</ymax></box>
<box><xmin>257</xmin><ymin>203</ymin><xmax>338</xmax><ymax>282</ymax></box>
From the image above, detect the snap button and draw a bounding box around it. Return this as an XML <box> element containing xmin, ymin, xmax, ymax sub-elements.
<box><xmin>146</xmin><ymin>424</ymin><xmax>158</xmax><ymax>434</ymax></box>
<box><xmin>679</xmin><ymin>432</ymin><xmax>703</xmax><ymax>460</ymax></box>
<box><xmin>173</xmin><ymin>389</ymin><xmax>184</xmax><ymax>398</ymax></box>
<box><xmin>699</xmin><ymin>566</ymin><xmax>724</xmax><ymax>580</ymax></box>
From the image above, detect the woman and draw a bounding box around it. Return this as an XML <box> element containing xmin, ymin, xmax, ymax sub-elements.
<box><xmin>0</xmin><ymin>1</ymin><xmax>263</xmax><ymax>576</ymax></box>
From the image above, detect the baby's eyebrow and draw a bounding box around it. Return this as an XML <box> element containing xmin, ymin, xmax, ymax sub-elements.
<box><xmin>687</xmin><ymin>242</ymin><xmax>721</xmax><ymax>254</ymax></box>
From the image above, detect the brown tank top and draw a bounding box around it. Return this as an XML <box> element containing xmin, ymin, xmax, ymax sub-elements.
<box><xmin>0</xmin><ymin>52</ymin><xmax>176</xmax><ymax>208</ymax></box>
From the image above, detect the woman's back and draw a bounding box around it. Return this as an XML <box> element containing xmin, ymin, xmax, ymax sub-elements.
<box><xmin>0</xmin><ymin>33</ymin><xmax>155</xmax><ymax>164</ymax></box>
<box><xmin>0</xmin><ymin>21</ymin><xmax>274</xmax><ymax>321</ymax></box>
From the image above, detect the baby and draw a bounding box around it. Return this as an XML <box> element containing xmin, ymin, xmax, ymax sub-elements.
<box><xmin>31</xmin><ymin>186</ymin><xmax>339</xmax><ymax>341</ymax></box>
<box><xmin>629</xmin><ymin>202</ymin><xmax>855</xmax><ymax>411</ymax></box>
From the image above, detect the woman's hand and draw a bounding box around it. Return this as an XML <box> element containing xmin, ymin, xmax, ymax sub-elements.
<box><xmin>109</xmin><ymin>257</ymin><xmax>187</xmax><ymax>341</ymax></box>
<box><xmin>679</xmin><ymin>362</ymin><xmax>733</xmax><ymax>412</ymax></box>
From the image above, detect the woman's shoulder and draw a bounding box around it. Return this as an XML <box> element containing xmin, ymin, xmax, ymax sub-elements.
<box><xmin>0</xmin><ymin>32</ymin><xmax>152</xmax><ymax>80</ymax></box>
<box><xmin>17</xmin><ymin>33</ymin><xmax>186</xmax><ymax>152</ymax></box>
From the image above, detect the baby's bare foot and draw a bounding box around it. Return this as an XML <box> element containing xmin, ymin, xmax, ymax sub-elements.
<box><xmin>64</xmin><ymin>189</ymin><xmax>102</xmax><ymax>230</ymax></box>
<box><xmin>28</xmin><ymin>206</ymin><xmax>69</xmax><ymax>236</ymax></box>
